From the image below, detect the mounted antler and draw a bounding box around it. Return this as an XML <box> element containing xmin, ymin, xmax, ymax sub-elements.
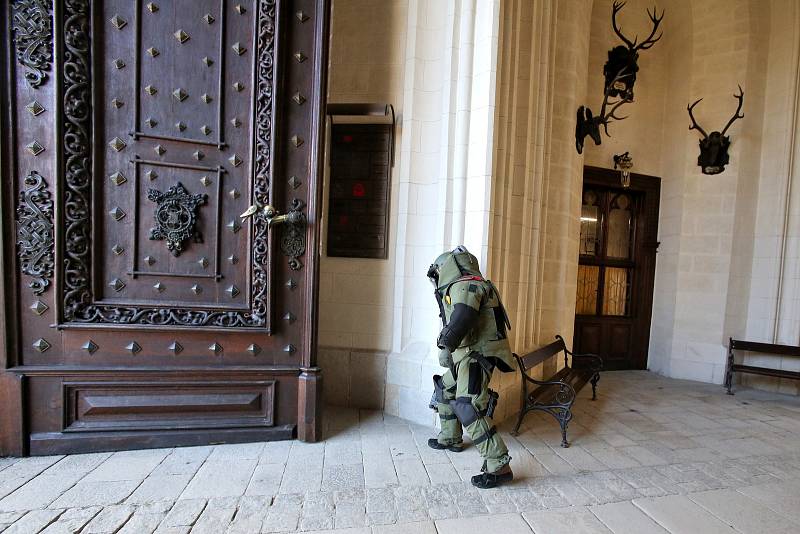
<box><xmin>686</xmin><ymin>85</ymin><xmax>745</xmax><ymax>175</ymax></box>
<box><xmin>605</xmin><ymin>1</ymin><xmax>665</xmax><ymax>100</ymax></box>
<box><xmin>575</xmin><ymin>69</ymin><xmax>632</xmax><ymax>154</ymax></box>
<box><xmin>597</xmin><ymin>70</ymin><xmax>631</xmax><ymax>135</ymax></box>
<box><xmin>687</xmin><ymin>98</ymin><xmax>708</xmax><ymax>139</ymax></box>
<box><xmin>721</xmin><ymin>85</ymin><xmax>745</xmax><ymax>136</ymax></box>
<box><xmin>612</xmin><ymin>1</ymin><xmax>664</xmax><ymax>51</ymax></box>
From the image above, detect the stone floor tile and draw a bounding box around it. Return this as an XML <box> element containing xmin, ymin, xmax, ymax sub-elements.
<box><xmin>160</xmin><ymin>498</ymin><xmax>206</xmax><ymax>528</ymax></box>
<box><xmin>436</xmin><ymin>513</ymin><xmax>532</xmax><ymax>534</ymax></box>
<box><xmin>190</xmin><ymin>497</ymin><xmax>238</xmax><ymax>534</ymax></box>
<box><xmin>2</xmin><ymin>509</ymin><xmax>64</xmax><ymax>534</ymax></box>
<box><xmin>207</xmin><ymin>442</ymin><xmax>266</xmax><ymax>462</ymax></box>
<box><xmin>180</xmin><ymin>459</ymin><xmax>258</xmax><ymax>499</ymax></box>
<box><xmin>246</xmin><ymin>463</ymin><xmax>285</xmax><ymax>496</ymax></box>
<box><xmin>689</xmin><ymin>488</ymin><xmax>800</xmax><ymax>534</ymax></box>
<box><xmin>0</xmin><ymin>473</ymin><xmax>84</xmax><ymax>512</ymax></box>
<box><xmin>126</xmin><ymin>473</ymin><xmax>193</xmax><ymax>504</ymax></box>
<box><xmin>261</xmin><ymin>500</ymin><xmax>301</xmax><ymax>532</ymax></box>
<box><xmin>334</xmin><ymin>503</ymin><xmax>367</xmax><ymax>529</ymax></box>
<box><xmin>299</xmin><ymin>529</ymin><xmax>370</xmax><ymax>534</ymax></box>
<box><xmin>736</xmin><ymin>479</ymin><xmax>800</xmax><ymax>523</ymax></box>
<box><xmin>259</xmin><ymin>441</ymin><xmax>293</xmax><ymax>465</ymax></box>
<box><xmin>322</xmin><ymin>464</ymin><xmax>365</xmax><ymax>493</ymax></box>
<box><xmin>372</xmin><ymin>520</ymin><xmax>437</xmax><ymax>533</ymax></box>
<box><xmin>423</xmin><ymin>462</ymin><xmax>460</xmax><ymax>484</ymax></box>
<box><xmin>523</xmin><ymin>507</ymin><xmax>612</xmax><ymax>533</ymax></box>
<box><xmin>632</xmin><ymin>494</ymin><xmax>736</xmax><ymax>534</ymax></box>
<box><xmin>81</xmin><ymin>504</ymin><xmax>135</xmax><ymax>534</ymax></box>
<box><xmin>554</xmin><ymin>446</ymin><xmax>609</xmax><ymax>471</ymax></box>
<box><xmin>394</xmin><ymin>458</ymin><xmax>430</xmax><ymax>486</ymax></box>
<box><xmin>150</xmin><ymin>447</ymin><xmax>211</xmax><ymax>477</ymax></box>
<box><xmin>278</xmin><ymin>460</ymin><xmax>323</xmax><ymax>494</ymax></box>
<box><xmin>39</xmin><ymin>506</ymin><xmax>101</xmax><ymax>534</ymax></box>
<box><xmin>49</xmin><ymin>479</ymin><xmax>140</xmax><ymax>509</ymax></box>
<box><xmin>363</xmin><ymin>452</ymin><xmax>399</xmax><ymax>488</ymax></box>
<box><xmin>82</xmin><ymin>450</ymin><xmax>168</xmax><ymax>482</ymax></box>
<box><xmin>534</xmin><ymin>452</ymin><xmax>579</xmax><ymax>476</ymax></box>
<box><xmin>116</xmin><ymin>508</ymin><xmax>168</xmax><ymax>534</ymax></box>
<box><xmin>589</xmin><ymin>501</ymin><xmax>668</xmax><ymax>533</ymax></box>
<box><xmin>617</xmin><ymin>446</ymin><xmax>669</xmax><ymax>466</ymax></box>
<box><xmin>587</xmin><ymin>447</ymin><xmax>642</xmax><ymax>469</ymax></box>
<box><xmin>0</xmin><ymin>456</ymin><xmax>64</xmax><ymax>500</ymax></box>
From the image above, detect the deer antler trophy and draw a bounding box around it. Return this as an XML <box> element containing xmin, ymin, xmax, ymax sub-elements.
<box><xmin>604</xmin><ymin>1</ymin><xmax>664</xmax><ymax>101</ymax></box>
<box><xmin>575</xmin><ymin>69</ymin><xmax>631</xmax><ymax>154</ymax></box>
<box><xmin>687</xmin><ymin>85</ymin><xmax>744</xmax><ymax>175</ymax></box>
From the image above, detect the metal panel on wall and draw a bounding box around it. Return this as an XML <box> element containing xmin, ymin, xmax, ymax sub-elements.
<box><xmin>0</xmin><ymin>0</ymin><xmax>329</xmax><ymax>456</ymax></box>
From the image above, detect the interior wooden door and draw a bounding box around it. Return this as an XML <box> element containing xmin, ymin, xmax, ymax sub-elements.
<box><xmin>573</xmin><ymin>166</ymin><xmax>660</xmax><ymax>371</ymax></box>
<box><xmin>0</xmin><ymin>0</ymin><xmax>329</xmax><ymax>456</ymax></box>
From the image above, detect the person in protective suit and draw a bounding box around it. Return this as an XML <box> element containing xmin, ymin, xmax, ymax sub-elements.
<box><xmin>427</xmin><ymin>246</ymin><xmax>516</xmax><ymax>489</ymax></box>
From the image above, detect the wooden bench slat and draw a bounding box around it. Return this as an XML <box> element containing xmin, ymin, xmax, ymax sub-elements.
<box><xmin>730</xmin><ymin>339</ymin><xmax>800</xmax><ymax>358</ymax></box>
<box><xmin>731</xmin><ymin>364</ymin><xmax>800</xmax><ymax>381</ymax></box>
<box><xmin>518</xmin><ymin>339</ymin><xmax>565</xmax><ymax>371</ymax></box>
<box><xmin>528</xmin><ymin>368</ymin><xmax>593</xmax><ymax>404</ymax></box>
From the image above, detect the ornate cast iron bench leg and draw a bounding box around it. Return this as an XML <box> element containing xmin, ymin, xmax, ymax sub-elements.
<box><xmin>591</xmin><ymin>372</ymin><xmax>600</xmax><ymax>400</ymax></box>
<box><xmin>557</xmin><ymin>408</ymin><xmax>573</xmax><ymax>448</ymax></box>
<box><xmin>511</xmin><ymin>405</ymin><xmax>528</xmax><ymax>437</ymax></box>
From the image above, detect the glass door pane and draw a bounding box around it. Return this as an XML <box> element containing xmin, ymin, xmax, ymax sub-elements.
<box><xmin>576</xmin><ymin>265</ymin><xmax>599</xmax><ymax>315</ymax></box>
<box><xmin>602</xmin><ymin>267</ymin><xmax>632</xmax><ymax>316</ymax></box>
<box><xmin>607</xmin><ymin>193</ymin><xmax>634</xmax><ymax>259</ymax></box>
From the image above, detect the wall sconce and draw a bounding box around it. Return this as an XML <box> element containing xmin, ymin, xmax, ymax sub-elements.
<box><xmin>613</xmin><ymin>152</ymin><xmax>633</xmax><ymax>188</ymax></box>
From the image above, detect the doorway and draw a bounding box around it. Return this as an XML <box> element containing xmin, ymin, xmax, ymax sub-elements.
<box><xmin>573</xmin><ymin>166</ymin><xmax>660</xmax><ymax>370</ymax></box>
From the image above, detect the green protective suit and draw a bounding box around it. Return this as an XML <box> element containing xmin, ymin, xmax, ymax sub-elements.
<box><xmin>428</xmin><ymin>247</ymin><xmax>516</xmax><ymax>473</ymax></box>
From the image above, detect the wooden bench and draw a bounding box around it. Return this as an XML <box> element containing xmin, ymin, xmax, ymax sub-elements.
<box><xmin>511</xmin><ymin>335</ymin><xmax>603</xmax><ymax>447</ymax></box>
<box><xmin>725</xmin><ymin>338</ymin><xmax>800</xmax><ymax>394</ymax></box>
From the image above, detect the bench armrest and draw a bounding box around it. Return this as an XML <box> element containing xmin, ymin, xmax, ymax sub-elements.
<box><xmin>570</xmin><ymin>352</ymin><xmax>604</xmax><ymax>371</ymax></box>
<box><xmin>528</xmin><ymin>380</ymin><xmax>577</xmax><ymax>407</ymax></box>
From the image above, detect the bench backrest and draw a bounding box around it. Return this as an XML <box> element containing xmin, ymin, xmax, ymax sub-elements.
<box><xmin>515</xmin><ymin>336</ymin><xmax>567</xmax><ymax>372</ymax></box>
<box><xmin>730</xmin><ymin>338</ymin><xmax>800</xmax><ymax>358</ymax></box>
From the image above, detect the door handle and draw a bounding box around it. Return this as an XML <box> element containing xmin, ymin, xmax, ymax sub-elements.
<box><xmin>240</xmin><ymin>199</ymin><xmax>307</xmax><ymax>270</ymax></box>
<box><xmin>240</xmin><ymin>203</ymin><xmax>303</xmax><ymax>227</ymax></box>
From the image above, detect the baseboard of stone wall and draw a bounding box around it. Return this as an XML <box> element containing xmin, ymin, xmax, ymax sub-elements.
<box><xmin>318</xmin><ymin>346</ymin><xmax>388</xmax><ymax>410</ymax></box>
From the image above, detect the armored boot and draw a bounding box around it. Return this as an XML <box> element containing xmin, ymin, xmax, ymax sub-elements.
<box><xmin>471</xmin><ymin>463</ymin><xmax>514</xmax><ymax>489</ymax></box>
<box><xmin>429</xmin><ymin>371</ymin><xmax>463</xmax><ymax>452</ymax></box>
<box><xmin>427</xmin><ymin>438</ymin><xmax>463</xmax><ymax>452</ymax></box>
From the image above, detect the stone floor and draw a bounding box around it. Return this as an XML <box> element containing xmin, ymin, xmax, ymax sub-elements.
<box><xmin>1</xmin><ymin>371</ymin><xmax>800</xmax><ymax>533</ymax></box>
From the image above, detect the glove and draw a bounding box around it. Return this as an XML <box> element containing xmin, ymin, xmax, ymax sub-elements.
<box><xmin>438</xmin><ymin>347</ymin><xmax>452</xmax><ymax>368</ymax></box>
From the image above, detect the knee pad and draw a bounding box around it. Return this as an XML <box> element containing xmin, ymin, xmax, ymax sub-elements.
<box><xmin>450</xmin><ymin>397</ymin><xmax>480</xmax><ymax>426</ymax></box>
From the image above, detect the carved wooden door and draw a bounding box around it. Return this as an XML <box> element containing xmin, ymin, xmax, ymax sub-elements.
<box><xmin>0</xmin><ymin>0</ymin><xmax>328</xmax><ymax>456</ymax></box>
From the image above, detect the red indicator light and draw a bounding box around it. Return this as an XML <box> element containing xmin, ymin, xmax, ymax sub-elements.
<box><xmin>352</xmin><ymin>183</ymin><xmax>365</xmax><ymax>197</ymax></box>
<box><xmin>342</xmin><ymin>135</ymin><xmax>353</xmax><ymax>142</ymax></box>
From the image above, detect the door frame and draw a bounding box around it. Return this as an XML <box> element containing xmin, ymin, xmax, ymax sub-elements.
<box><xmin>578</xmin><ymin>165</ymin><xmax>660</xmax><ymax>370</ymax></box>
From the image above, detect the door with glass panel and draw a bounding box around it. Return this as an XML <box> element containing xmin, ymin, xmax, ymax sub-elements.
<box><xmin>574</xmin><ymin>166</ymin><xmax>660</xmax><ymax>370</ymax></box>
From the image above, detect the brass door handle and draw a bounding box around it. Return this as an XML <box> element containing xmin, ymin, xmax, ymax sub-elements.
<box><xmin>240</xmin><ymin>203</ymin><xmax>303</xmax><ymax>227</ymax></box>
<box><xmin>240</xmin><ymin>199</ymin><xmax>307</xmax><ymax>270</ymax></box>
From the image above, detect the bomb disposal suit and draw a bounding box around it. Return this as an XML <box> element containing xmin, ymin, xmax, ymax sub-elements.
<box><xmin>427</xmin><ymin>246</ymin><xmax>516</xmax><ymax>489</ymax></box>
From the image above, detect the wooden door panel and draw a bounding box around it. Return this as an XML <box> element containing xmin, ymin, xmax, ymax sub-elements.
<box><xmin>1</xmin><ymin>0</ymin><xmax>329</xmax><ymax>455</ymax></box>
<box><xmin>63</xmin><ymin>379</ymin><xmax>275</xmax><ymax>432</ymax></box>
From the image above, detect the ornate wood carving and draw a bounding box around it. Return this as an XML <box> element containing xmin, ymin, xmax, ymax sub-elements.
<box><xmin>60</xmin><ymin>0</ymin><xmax>277</xmax><ymax>328</ymax></box>
<box><xmin>282</xmin><ymin>199</ymin><xmax>306</xmax><ymax>271</ymax></box>
<box><xmin>147</xmin><ymin>182</ymin><xmax>208</xmax><ymax>256</ymax></box>
<box><xmin>11</xmin><ymin>0</ymin><xmax>53</xmax><ymax>89</ymax></box>
<box><xmin>252</xmin><ymin>0</ymin><xmax>277</xmax><ymax>320</ymax></box>
<box><xmin>16</xmin><ymin>171</ymin><xmax>54</xmax><ymax>295</ymax></box>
